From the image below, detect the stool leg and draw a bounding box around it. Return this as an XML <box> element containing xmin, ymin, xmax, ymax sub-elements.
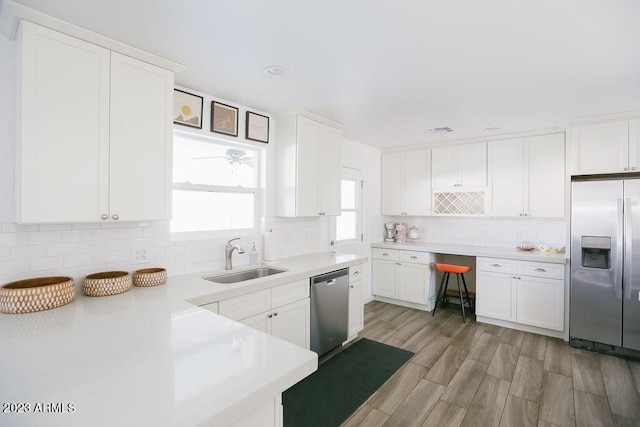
<box><xmin>460</xmin><ymin>273</ymin><xmax>473</xmax><ymax>312</ymax></box>
<box><xmin>456</xmin><ymin>273</ymin><xmax>466</xmax><ymax>323</ymax></box>
<box><xmin>432</xmin><ymin>271</ymin><xmax>448</xmax><ymax>316</ymax></box>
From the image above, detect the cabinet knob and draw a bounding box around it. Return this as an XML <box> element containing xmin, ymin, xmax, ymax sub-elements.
<box><xmin>319</xmin><ymin>212</ymin><xmax>326</xmax><ymax>216</ymax></box>
<box><xmin>353</xmin><ymin>270</ymin><xmax>360</xmax><ymax>275</ymax></box>
<box><xmin>624</xmin><ymin>167</ymin><xmax>629</xmax><ymax>171</ymax></box>
<box><xmin>350</xmin><ymin>285</ymin><xmax>354</xmax><ymax>288</ymax></box>
<box><xmin>267</xmin><ymin>314</ymin><xmax>273</xmax><ymax>318</ymax></box>
<box><xmin>273</xmin><ymin>312</ymin><xmax>278</xmax><ymax>316</ymax></box>
<box><xmin>534</xmin><ymin>268</ymin><xmax>546</xmax><ymax>272</ymax></box>
<box><xmin>101</xmin><ymin>214</ymin><xmax>108</xmax><ymax>220</ymax></box>
<box><xmin>632</xmin><ymin>167</ymin><xmax>637</xmax><ymax>171</ymax></box>
<box><xmin>112</xmin><ymin>214</ymin><xmax>119</xmax><ymax>220</ymax></box>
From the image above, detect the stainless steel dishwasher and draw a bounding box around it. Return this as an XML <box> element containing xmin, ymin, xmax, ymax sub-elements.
<box><xmin>310</xmin><ymin>268</ymin><xmax>349</xmax><ymax>356</ymax></box>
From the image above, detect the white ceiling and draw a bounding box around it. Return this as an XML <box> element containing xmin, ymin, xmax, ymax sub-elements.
<box><xmin>11</xmin><ymin>0</ymin><xmax>640</xmax><ymax>149</ymax></box>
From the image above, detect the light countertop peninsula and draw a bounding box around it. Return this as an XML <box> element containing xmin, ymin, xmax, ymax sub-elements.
<box><xmin>0</xmin><ymin>252</ymin><xmax>366</xmax><ymax>427</ymax></box>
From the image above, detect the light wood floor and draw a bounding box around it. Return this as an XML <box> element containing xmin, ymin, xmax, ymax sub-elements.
<box><xmin>338</xmin><ymin>300</ymin><xmax>640</xmax><ymax>427</ymax></box>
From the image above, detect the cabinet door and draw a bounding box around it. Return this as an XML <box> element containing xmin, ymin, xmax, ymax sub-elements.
<box><xmin>380</xmin><ymin>153</ymin><xmax>404</xmax><ymax>215</ymax></box>
<box><xmin>296</xmin><ymin>117</ymin><xmax>321</xmax><ymax>216</ymax></box>
<box><xmin>489</xmin><ymin>138</ymin><xmax>524</xmax><ymax>216</ymax></box>
<box><xmin>318</xmin><ymin>125</ymin><xmax>341</xmax><ymax>215</ymax></box>
<box><xmin>372</xmin><ymin>259</ymin><xmax>397</xmax><ymax>298</ymax></box>
<box><xmin>571</xmin><ymin>121</ymin><xmax>628</xmax><ymax>175</ymax></box>
<box><xmin>476</xmin><ymin>271</ymin><xmax>516</xmax><ymax>321</ymax></box>
<box><xmin>525</xmin><ymin>133</ymin><xmax>565</xmax><ymax>218</ymax></box>
<box><xmin>348</xmin><ymin>280</ymin><xmax>364</xmax><ymax>339</ymax></box>
<box><xmin>240</xmin><ymin>312</ymin><xmax>270</xmax><ymax>334</ymax></box>
<box><xmin>397</xmin><ymin>262</ymin><xmax>428</xmax><ymax>304</ymax></box>
<box><xmin>458</xmin><ymin>142</ymin><xmax>487</xmax><ymax>187</ymax></box>
<box><xmin>404</xmin><ymin>150</ymin><xmax>431</xmax><ymax>215</ymax></box>
<box><xmin>18</xmin><ymin>21</ymin><xmax>110</xmax><ymax>223</ymax></box>
<box><xmin>431</xmin><ymin>146</ymin><xmax>458</xmax><ymax>188</ymax></box>
<box><xmin>271</xmin><ymin>299</ymin><xmax>310</xmax><ymax>349</ymax></box>
<box><xmin>109</xmin><ymin>53</ymin><xmax>174</xmax><ymax>221</ymax></box>
<box><xmin>628</xmin><ymin>118</ymin><xmax>640</xmax><ymax>171</ymax></box>
<box><xmin>516</xmin><ymin>276</ymin><xmax>564</xmax><ymax>331</ymax></box>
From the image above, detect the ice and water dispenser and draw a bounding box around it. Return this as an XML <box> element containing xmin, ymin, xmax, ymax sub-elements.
<box><xmin>581</xmin><ymin>236</ymin><xmax>611</xmax><ymax>269</ymax></box>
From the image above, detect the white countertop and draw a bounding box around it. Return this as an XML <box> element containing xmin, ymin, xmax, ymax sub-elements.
<box><xmin>0</xmin><ymin>252</ymin><xmax>366</xmax><ymax>427</ymax></box>
<box><xmin>371</xmin><ymin>241</ymin><xmax>567</xmax><ymax>264</ymax></box>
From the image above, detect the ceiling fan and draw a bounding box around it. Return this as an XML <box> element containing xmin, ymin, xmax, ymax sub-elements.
<box><xmin>193</xmin><ymin>148</ymin><xmax>253</xmax><ymax>167</ymax></box>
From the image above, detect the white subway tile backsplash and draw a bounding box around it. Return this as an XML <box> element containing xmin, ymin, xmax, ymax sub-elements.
<box><xmin>63</xmin><ymin>230</ymin><xmax>94</xmax><ymax>243</ymax></box>
<box><xmin>0</xmin><ymin>247</ymin><xmax>9</xmax><ymax>261</ymax></box>
<box><xmin>0</xmin><ymin>232</ymin><xmax>29</xmax><ymax>247</ymax></box>
<box><xmin>28</xmin><ymin>231</ymin><xmax>62</xmax><ymax>245</ymax></box>
<box><xmin>30</xmin><ymin>256</ymin><xmax>63</xmax><ymax>272</ymax></box>
<box><xmin>11</xmin><ymin>245</ymin><xmax>47</xmax><ymax>260</ymax></box>
<box><xmin>78</xmin><ymin>240</ymin><xmax>110</xmax><ymax>253</ymax></box>
<box><xmin>47</xmin><ymin>243</ymin><xmax>78</xmax><ymax>257</ymax></box>
<box><xmin>0</xmin><ymin>259</ymin><xmax>30</xmax><ymax>275</ymax></box>
<box><xmin>64</xmin><ymin>254</ymin><xmax>94</xmax><ymax>268</ymax></box>
<box><xmin>38</xmin><ymin>223</ymin><xmax>72</xmax><ymax>231</ymax></box>
<box><xmin>92</xmin><ymin>229</ymin><xmax>121</xmax><ymax>241</ymax></box>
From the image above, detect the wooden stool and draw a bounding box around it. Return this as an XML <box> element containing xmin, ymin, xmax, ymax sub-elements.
<box><xmin>432</xmin><ymin>263</ymin><xmax>474</xmax><ymax>322</ymax></box>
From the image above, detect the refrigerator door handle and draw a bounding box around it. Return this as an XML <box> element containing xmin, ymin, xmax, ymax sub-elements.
<box><xmin>616</xmin><ymin>198</ymin><xmax>624</xmax><ymax>299</ymax></box>
<box><xmin>624</xmin><ymin>197</ymin><xmax>633</xmax><ymax>300</ymax></box>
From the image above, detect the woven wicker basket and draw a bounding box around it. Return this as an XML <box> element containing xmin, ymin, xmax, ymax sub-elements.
<box><xmin>0</xmin><ymin>277</ymin><xmax>76</xmax><ymax>314</ymax></box>
<box><xmin>133</xmin><ymin>268</ymin><xmax>167</xmax><ymax>287</ymax></box>
<box><xmin>83</xmin><ymin>271</ymin><xmax>132</xmax><ymax>297</ymax></box>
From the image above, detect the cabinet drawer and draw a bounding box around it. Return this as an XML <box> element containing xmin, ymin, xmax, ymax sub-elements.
<box><xmin>517</xmin><ymin>261</ymin><xmax>565</xmax><ymax>280</ymax></box>
<box><xmin>398</xmin><ymin>250</ymin><xmax>432</xmax><ymax>265</ymax></box>
<box><xmin>372</xmin><ymin>248</ymin><xmax>398</xmax><ymax>260</ymax></box>
<box><xmin>271</xmin><ymin>279</ymin><xmax>309</xmax><ymax>308</ymax></box>
<box><xmin>349</xmin><ymin>265</ymin><xmax>363</xmax><ymax>283</ymax></box>
<box><xmin>477</xmin><ymin>257</ymin><xmax>517</xmax><ymax>274</ymax></box>
<box><xmin>219</xmin><ymin>289</ymin><xmax>271</xmax><ymax>321</ymax></box>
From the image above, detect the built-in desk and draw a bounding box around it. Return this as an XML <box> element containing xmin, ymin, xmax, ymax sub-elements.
<box><xmin>370</xmin><ymin>241</ymin><xmax>568</xmax><ymax>339</ymax></box>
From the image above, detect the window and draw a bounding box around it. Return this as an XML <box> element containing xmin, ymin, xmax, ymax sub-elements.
<box><xmin>331</xmin><ymin>167</ymin><xmax>362</xmax><ymax>249</ymax></box>
<box><xmin>171</xmin><ymin>132</ymin><xmax>259</xmax><ymax>234</ymax></box>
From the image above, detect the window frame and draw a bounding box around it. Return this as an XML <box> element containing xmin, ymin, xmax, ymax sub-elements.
<box><xmin>170</xmin><ymin>130</ymin><xmax>262</xmax><ymax>240</ymax></box>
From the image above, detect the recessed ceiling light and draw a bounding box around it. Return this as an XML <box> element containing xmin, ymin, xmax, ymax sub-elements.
<box><xmin>483</xmin><ymin>127</ymin><xmax>502</xmax><ymax>132</ymax></box>
<box><xmin>428</xmin><ymin>127</ymin><xmax>454</xmax><ymax>134</ymax></box>
<box><xmin>263</xmin><ymin>66</ymin><xmax>290</xmax><ymax>78</ymax></box>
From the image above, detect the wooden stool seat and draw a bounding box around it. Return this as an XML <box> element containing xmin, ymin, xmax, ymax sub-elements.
<box><xmin>432</xmin><ymin>262</ymin><xmax>474</xmax><ymax>322</ymax></box>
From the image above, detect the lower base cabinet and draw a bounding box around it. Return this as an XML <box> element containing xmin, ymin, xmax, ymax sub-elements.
<box><xmin>476</xmin><ymin>257</ymin><xmax>565</xmax><ymax>332</ymax></box>
<box><xmin>372</xmin><ymin>248</ymin><xmax>435</xmax><ymax>309</ymax></box>
<box><xmin>240</xmin><ymin>299</ymin><xmax>310</xmax><ymax>349</ymax></box>
<box><xmin>347</xmin><ymin>265</ymin><xmax>364</xmax><ymax>340</ymax></box>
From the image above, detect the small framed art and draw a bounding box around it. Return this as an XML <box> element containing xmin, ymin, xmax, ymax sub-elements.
<box><xmin>211</xmin><ymin>101</ymin><xmax>239</xmax><ymax>136</ymax></box>
<box><xmin>173</xmin><ymin>89</ymin><xmax>203</xmax><ymax>129</ymax></box>
<box><xmin>245</xmin><ymin>111</ymin><xmax>270</xmax><ymax>143</ymax></box>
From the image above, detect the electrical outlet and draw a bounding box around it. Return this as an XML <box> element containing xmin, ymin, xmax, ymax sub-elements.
<box><xmin>133</xmin><ymin>248</ymin><xmax>149</xmax><ymax>264</ymax></box>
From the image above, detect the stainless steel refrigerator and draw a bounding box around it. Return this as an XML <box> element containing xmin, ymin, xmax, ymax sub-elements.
<box><xmin>571</xmin><ymin>178</ymin><xmax>640</xmax><ymax>355</ymax></box>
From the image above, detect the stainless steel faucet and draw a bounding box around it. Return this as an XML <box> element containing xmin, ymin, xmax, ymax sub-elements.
<box><xmin>225</xmin><ymin>238</ymin><xmax>245</xmax><ymax>270</ymax></box>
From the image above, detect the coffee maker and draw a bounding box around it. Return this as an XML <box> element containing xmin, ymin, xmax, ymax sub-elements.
<box><xmin>384</xmin><ymin>222</ymin><xmax>396</xmax><ymax>242</ymax></box>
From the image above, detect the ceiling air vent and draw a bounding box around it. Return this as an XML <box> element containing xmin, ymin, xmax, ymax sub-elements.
<box><xmin>428</xmin><ymin>127</ymin><xmax>454</xmax><ymax>134</ymax></box>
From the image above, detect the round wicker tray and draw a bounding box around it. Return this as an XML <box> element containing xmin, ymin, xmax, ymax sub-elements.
<box><xmin>0</xmin><ymin>276</ymin><xmax>76</xmax><ymax>314</ymax></box>
<box><xmin>133</xmin><ymin>268</ymin><xmax>167</xmax><ymax>287</ymax></box>
<box><xmin>83</xmin><ymin>271</ymin><xmax>132</xmax><ymax>297</ymax></box>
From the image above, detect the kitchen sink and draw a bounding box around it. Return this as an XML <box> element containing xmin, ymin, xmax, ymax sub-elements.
<box><xmin>203</xmin><ymin>267</ymin><xmax>288</xmax><ymax>284</ymax></box>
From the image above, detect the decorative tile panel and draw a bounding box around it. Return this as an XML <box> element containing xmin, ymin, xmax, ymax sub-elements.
<box><xmin>433</xmin><ymin>191</ymin><xmax>486</xmax><ymax>215</ymax></box>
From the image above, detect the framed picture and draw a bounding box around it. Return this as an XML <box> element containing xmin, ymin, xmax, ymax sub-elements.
<box><xmin>211</xmin><ymin>101</ymin><xmax>238</xmax><ymax>136</ymax></box>
<box><xmin>173</xmin><ymin>89</ymin><xmax>203</xmax><ymax>129</ymax></box>
<box><xmin>245</xmin><ymin>111</ymin><xmax>270</xmax><ymax>143</ymax></box>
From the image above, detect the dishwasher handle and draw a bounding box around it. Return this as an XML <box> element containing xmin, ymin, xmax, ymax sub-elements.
<box><xmin>311</xmin><ymin>268</ymin><xmax>349</xmax><ymax>285</ymax></box>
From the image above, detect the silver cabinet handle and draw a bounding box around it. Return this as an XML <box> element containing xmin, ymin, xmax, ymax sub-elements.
<box><xmin>491</xmin><ymin>264</ymin><xmax>502</xmax><ymax>268</ymax></box>
<box><xmin>624</xmin><ymin>167</ymin><xmax>629</xmax><ymax>171</ymax></box>
<box><xmin>632</xmin><ymin>167</ymin><xmax>637</xmax><ymax>171</ymax></box>
<box><xmin>353</xmin><ymin>271</ymin><xmax>360</xmax><ymax>275</ymax></box>
<box><xmin>534</xmin><ymin>268</ymin><xmax>546</xmax><ymax>272</ymax></box>
<box><xmin>349</xmin><ymin>285</ymin><xmax>354</xmax><ymax>288</ymax></box>
<box><xmin>410</xmin><ymin>256</ymin><xmax>418</xmax><ymax>259</ymax></box>
<box><xmin>319</xmin><ymin>212</ymin><xmax>326</xmax><ymax>216</ymax></box>
<box><xmin>382</xmin><ymin>253</ymin><xmax>389</xmax><ymax>256</ymax></box>
<box><xmin>112</xmin><ymin>214</ymin><xmax>119</xmax><ymax>220</ymax></box>
<box><xmin>101</xmin><ymin>214</ymin><xmax>108</xmax><ymax>220</ymax></box>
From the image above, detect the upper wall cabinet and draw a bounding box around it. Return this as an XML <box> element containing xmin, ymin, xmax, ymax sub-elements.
<box><xmin>16</xmin><ymin>21</ymin><xmax>174</xmax><ymax>223</ymax></box>
<box><xmin>381</xmin><ymin>150</ymin><xmax>431</xmax><ymax>216</ymax></box>
<box><xmin>489</xmin><ymin>133</ymin><xmax>565</xmax><ymax>218</ymax></box>
<box><xmin>432</xmin><ymin>142</ymin><xmax>487</xmax><ymax>189</ymax></box>
<box><xmin>571</xmin><ymin>119</ymin><xmax>640</xmax><ymax>175</ymax></box>
<box><xmin>274</xmin><ymin>113</ymin><xmax>341</xmax><ymax>217</ymax></box>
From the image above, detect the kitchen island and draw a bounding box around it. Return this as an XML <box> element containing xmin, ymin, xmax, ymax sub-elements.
<box><xmin>0</xmin><ymin>252</ymin><xmax>366</xmax><ymax>427</ymax></box>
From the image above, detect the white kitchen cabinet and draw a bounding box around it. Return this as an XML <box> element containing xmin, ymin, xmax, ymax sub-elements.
<box><xmin>241</xmin><ymin>299</ymin><xmax>310</xmax><ymax>349</ymax></box>
<box><xmin>274</xmin><ymin>113</ymin><xmax>341</xmax><ymax>217</ymax></box>
<box><xmin>570</xmin><ymin>119</ymin><xmax>640</xmax><ymax>175</ymax></box>
<box><xmin>476</xmin><ymin>257</ymin><xmax>565</xmax><ymax>332</ymax></box>
<box><xmin>347</xmin><ymin>265</ymin><xmax>364</xmax><ymax>341</ymax></box>
<box><xmin>220</xmin><ymin>279</ymin><xmax>310</xmax><ymax>349</ymax></box>
<box><xmin>16</xmin><ymin>21</ymin><xmax>173</xmax><ymax>223</ymax></box>
<box><xmin>432</xmin><ymin>142</ymin><xmax>487</xmax><ymax>189</ymax></box>
<box><xmin>380</xmin><ymin>150</ymin><xmax>431</xmax><ymax>216</ymax></box>
<box><xmin>489</xmin><ymin>133</ymin><xmax>565</xmax><ymax>218</ymax></box>
<box><xmin>372</xmin><ymin>249</ymin><xmax>436</xmax><ymax>310</ymax></box>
